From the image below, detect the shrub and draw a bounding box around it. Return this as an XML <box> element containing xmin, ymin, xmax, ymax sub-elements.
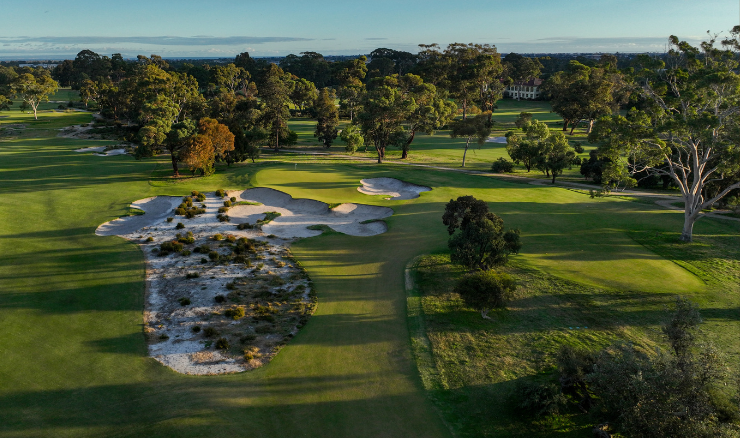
<box><xmin>145</xmin><ymin>236</ymin><xmax>154</xmax><ymax>242</ymax></box>
<box><xmin>491</xmin><ymin>157</ymin><xmax>514</xmax><ymax>173</ymax></box>
<box><xmin>218</xmin><ymin>207</ymin><xmax>229</xmax><ymax>213</ymax></box>
<box><xmin>186</xmin><ymin>272</ymin><xmax>200</xmax><ymax>279</ymax></box>
<box><xmin>226</xmin><ymin>234</ymin><xmax>237</xmax><ymax>243</ymax></box>
<box><xmin>201</xmin><ymin>257</ymin><xmax>208</xmax><ymax>263</ymax></box>
<box><xmin>181</xmin><ymin>250</ymin><xmax>191</xmax><ymax>256</ymax></box>
<box><xmin>230</xmin><ymin>197</ymin><xmax>236</xmax><ymax>202</ymax></box>
<box><xmin>240</xmin><ymin>335</ymin><xmax>256</xmax><ymax>343</ymax></box>
<box><xmin>217</xmin><ymin>214</ymin><xmax>230</xmax><ymax>222</ymax></box>
<box><xmin>226</xmin><ymin>281</ymin><xmax>236</xmax><ymax>290</ymax></box>
<box><xmin>215</xmin><ymin>189</ymin><xmax>226</xmax><ymax>197</ymax></box>
<box><xmin>166</xmin><ymin>217</ymin><xmax>174</xmax><ymax>222</ymax></box>
<box><xmin>159</xmin><ymin>333</ymin><xmax>169</xmax><ymax>340</ymax></box>
<box><xmin>160</xmin><ymin>240</ymin><xmax>184</xmax><ymax>254</ymax></box>
<box><xmin>175</xmin><ymin>222</ymin><xmax>185</xmax><ymax>229</ymax></box>
<box><xmin>175</xmin><ymin>208</ymin><xmax>186</xmax><ymax>216</ymax></box>
<box><xmin>454</xmin><ymin>271</ymin><xmax>516</xmax><ymax>319</ymax></box>
<box><xmin>208</xmin><ymin>251</ymin><xmax>219</xmax><ymax>261</ymax></box>
<box><xmin>212</xmin><ymin>234</ymin><xmax>223</xmax><ymax>241</ymax></box>
<box><xmin>224</xmin><ymin>307</ymin><xmax>245</xmax><ymax>320</ymax></box>
<box><xmin>255</xmin><ymin>325</ymin><xmax>273</xmax><ymax>334</ymax></box>
<box><xmin>194</xmin><ymin>244</ymin><xmax>211</xmax><ymax>253</ymax></box>
<box><xmin>237</xmin><ymin>223</ymin><xmax>253</xmax><ymax>230</ymax></box>
<box><xmin>513</xmin><ymin>380</ymin><xmax>568</xmax><ymax>417</ymax></box>
<box><xmin>177</xmin><ymin>231</ymin><xmax>195</xmax><ymax>244</ymax></box>
<box><xmin>178</xmin><ymin>297</ymin><xmax>191</xmax><ymax>306</ymax></box>
<box><xmin>191</xmin><ymin>190</ymin><xmax>200</xmax><ymax>197</ymax></box>
<box><xmin>191</xmin><ymin>326</ymin><xmax>201</xmax><ymax>333</ymax></box>
<box><xmin>257</xmin><ymin>211</ymin><xmax>281</xmax><ymax>224</ymax></box>
<box><xmin>215</xmin><ymin>337</ymin><xmax>230</xmax><ymax>350</ymax></box>
<box><xmin>223</xmin><ymin>200</ymin><xmax>232</xmax><ymax>207</ymax></box>
<box><xmin>203</xmin><ymin>327</ymin><xmax>218</xmax><ymax>337</ymax></box>
<box><xmin>214</xmin><ymin>295</ymin><xmax>226</xmax><ymax>303</ymax></box>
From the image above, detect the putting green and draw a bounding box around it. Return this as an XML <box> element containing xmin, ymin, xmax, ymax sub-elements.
<box><xmin>0</xmin><ymin>105</ymin><xmax>723</xmax><ymax>437</ymax></box>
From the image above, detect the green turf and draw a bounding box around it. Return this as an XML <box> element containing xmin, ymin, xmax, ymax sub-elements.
<box><xmin>1</xmin><ymin>102</ymin><xmax>739</xmax><ymax>437</ymax></box>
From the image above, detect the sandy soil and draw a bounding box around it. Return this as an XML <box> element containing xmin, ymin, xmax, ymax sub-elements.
<box><xmin>96</xmin><ymin>187</ymin><xmax>394</xmax><ymax>374</ymax></box>
<box><xmin>485</xmin><ymin>136</ymin><xmax>507</xmax><ymax>143</ymax></box>
<box><xmin>357</xmin><ymin>178</ymin><xmax>432</xmax><ymax>200</ymax></box>
<box><xmin>74</xmin><ymin>146</ymin><xmax>128</xmax><ymax>155</ymax></box>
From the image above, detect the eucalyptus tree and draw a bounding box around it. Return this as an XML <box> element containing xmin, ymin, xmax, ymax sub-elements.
<box><xmin>11</xmin><ymin>70</ymin><xmax>58</xmax><ymax>119</ymax></box>
<box><xmin>590</xmin><ymin>31</ymin><xmax>740</xmax><ymax>242</ymax></box>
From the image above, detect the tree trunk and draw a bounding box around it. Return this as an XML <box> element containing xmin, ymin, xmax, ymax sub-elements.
<box><xmin>376</xmin><ymin>145</ymin><xmax>384</xmax><ymax>164</ymax></box>
<box><xmin>171</xmin><ymin>154</ymin><xmax>180</xmax><ymax>177</ymax></box>
<box><xmin>552</xmin><ymin>172</ymin><xmax>556</xmax><ymax>184</ymax></box>
<box><xmin>570</xmin><ymin>122</ymin><xmax>577</xmax><ymax>135</ymax></box>
<box><xmin>587</xmin><ymin>119</ymin><xmax>594</xmax><ymax>134</ymax></box>
<box><xmin>462</xmin><ymin>100</ymin><xmax>467</xmax><ymax>120</ymax></box>
<box><xmin>680</xmin><ymin>213</ymin><xmax>695</xmax><ymax>242</ymax></box>
<box><xmin>462</xmin><ymin>138</ymin><xmax>470</xmax><ymax>167</ymax></box>
<box><xmin>562</xmin><ymin>120</ymin><xmax>569</xmax><ymax>132</ymax></box>
<box><xmin>401</xmin><ymin>131</ymin><xmax>415</xmax><ymax>159</ymax></box>
<box><xmin>32</xmin><ymin>103</ymin><xmax>38</xmax><ymax>120</ymax></box>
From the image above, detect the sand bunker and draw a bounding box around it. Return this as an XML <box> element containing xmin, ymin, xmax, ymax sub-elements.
<box><xmin>96</xmin><ymin>188</ymin><xmax>393</xmax><ymax>375</ymax></box>
<box><xmin>357</xmin><ymin>178</ymin><xmax>431</xmax><ymax>200</ymax></box>
<box><xmin>74</xmin><ymin>146</ymin><xmax>127</xmax><ymax>155</ymax></box>
<box><xmin>230</xmin><ymin>188</ymin><xmax>393</xmax><ymax>238</ymax></box>
<box><xmin>486</xmin><ymin>136</ymin><xmax>507</xmax><ymax>143</ymax></box>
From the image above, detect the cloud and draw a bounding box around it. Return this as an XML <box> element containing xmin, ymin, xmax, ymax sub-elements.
<box><xmin>365</xmin><ymin>38</ymin><xmax>387</xmax><ymax>41</ymax></box>
<box><xmin>0</xmin><ymin>35</ymin><xmax>312</xmax><ymax>46</ymax></box>
<box><xmin>497</xmin><ymin>35</ymin><xmax>704</xmax><ymax>53</ymax></box>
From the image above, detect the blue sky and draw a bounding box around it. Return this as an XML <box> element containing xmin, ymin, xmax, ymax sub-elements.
<box><xmin>0</xmin><ymin>0</ymin><xmax>737</xmax><ymax>59</ymax></box>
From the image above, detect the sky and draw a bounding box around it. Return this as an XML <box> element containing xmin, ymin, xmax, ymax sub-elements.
<box><xmin>0</xmin><ymin>0</ymin><xmax>738</xmax><ymax>59</ymax></box>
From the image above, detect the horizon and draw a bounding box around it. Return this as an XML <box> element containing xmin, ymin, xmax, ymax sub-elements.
<box><xmin>0</xmin><ymin>0</ymin><xmax>737</xmax><ymax>59</ymax></box>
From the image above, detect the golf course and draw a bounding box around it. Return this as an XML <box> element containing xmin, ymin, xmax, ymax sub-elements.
<box><xmin>2</xmin><ymin>93</ymin><xmax>740</xmax><ymax>438</ymax></box>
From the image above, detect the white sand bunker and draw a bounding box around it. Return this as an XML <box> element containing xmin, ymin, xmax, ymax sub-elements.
<box><xmin>229</xmin><ymin>188</ymin><xmax>393</xmax><ymax>238</ymax></box>
<box><xmin>357</xmin><ymin>178</ymin><xmax>431</xmax><ymax>200</ymax></box>
<box><xmin>95</xmin><ymin>187</ymin><xmax>394</xmax><ymax>375</ymax></box>
<box><xmin>486</xmin><ymin>136</ymin><xmax>507</xmax><ymax>143</ymax></box>
<box><xmin>74</xmin><ymin>146</ymin><xmax>127</xmax><ymax>155</ymax></box>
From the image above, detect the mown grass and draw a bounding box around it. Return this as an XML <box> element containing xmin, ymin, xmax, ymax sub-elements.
<box><xmin>2</xmin><ymin>93</ymin><xmax>739</xmax><ymax>437</ymax></box>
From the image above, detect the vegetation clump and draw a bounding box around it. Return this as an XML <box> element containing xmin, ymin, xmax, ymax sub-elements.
<box><xmin>454</xmin><ymin>270</ymin><xmax>515</xmax><ymax>319</ymax></box>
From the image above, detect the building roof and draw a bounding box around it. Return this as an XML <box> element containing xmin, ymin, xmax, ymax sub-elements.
<box><xmin>511</xmin><ymin>78</ymin><xmax>543</xmax><ymax>86</ymax></box>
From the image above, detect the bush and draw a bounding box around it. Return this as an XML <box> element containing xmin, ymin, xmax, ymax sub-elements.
<box><xmin>175</xmin><ymin>208</ymin><xmax>186</xmax><ymax>216</ymax></box>
<box><xmin>223</xmin><ymin>200</ymin><xmax>232</xmax><ymax>207</ymax></box>
<box><xmin>513</xmin><ymin>380</ymin><xmax>568</xmax><ymax>417</ymax></box>
<box><xmin>194</xmin><ymin>244</ymin><xmax>210</xmax><ymax>253</ymax></box>
<box><xmin>191</xmin><ymin>190</ymin><xmax>200</xmax><ymax>197</ymax></box>
<box><xmin>175</xmin><ymin>222</ymin><xmax>185</xmax><ymax>229</ymax></box>
<box><xmin>191</xmin><ymin>326</ymin><xmax>201</xmax><ymax>333</ymax></box>
<box><xmin>237</xmin><ymin>223</ymin><xmax>253</xmax><ymax>230</ymax></box>
<box><xmin>226</xmin><ymin>235</ymin><xmax>237</xmax><ymax>243</ymax></box>
<box><xmin>214</xmin><ymin>295</ymin><xmax>226</xmax><ymax>303</ymax></box>
<box><xmin>240</xmin><ymin>334</ymin><xmax>256</xmax><ymax>343</ymax></box>
<box><xmin>255</xmin><ymin>325</ymin><xmax>273</xmax><ymax>334</ymax></box>
<box><xmin>166</xmin><ymin>217</ymin><xmax>174</xmax><ymax>222</ymax></box>
<box><xmin>145</xmin><ymin>236</ymin><xmax>154</xmax><ymax>242</ymax></box>
<box><xmin>215</xmin><ymin>189</ymin><xmax>226</xmax><ymax>197</ymax></box>
<box><xmin>212</xmin><ymin>234</ymin><xmax>223</xmax><ymax>241</ymax></box>
<box><xmin>454</xmin><ymin>270</ymin><xmax>516</xmax><ymax>318</ymax></box>
<box><xmin>181</xmin><ymin>250</ymin><xmax>191</xmax><ymax>256</ymax></box>
<box><xmin>178</xmin><ymin>297</ymin><xmax>191</xmax><ymax>306</ymax></box>
<box><xmin>217</xmin><ymin>213</ymin><xmax>230</xmax><ymax>222</ymax></box>
<box><xmin>201</xmin><ymin>257</ymin><xmax>208</xmax><ymax>263</ymax></box>
<box><xmin>203</xmin><ymin>327</ymin><xmax>218</xmax><ymax>337</ymax></box>
<box><xmin>160</xmin><ymin>240</ymin><xmax>184</xmax><ymax>254</ymax></box>
<box><xmin>491</xmin><ymin>157</ymin><xmax>514</xmax><ymax>173</ymax></box>
<box><xmin>208</xmin><ymin>251</ymin><xmax>219</xmax><ymax>261</ymax></box>
<box><xmin>215</xmin><ymin>337</ymin><xmax>230</xmax><ymax>350</ymax></box>
<box><xmin>224</xmin><ymin>307</ymin><xmax>245</xmax><ymax>320</ymax></box>
<box><xmin>177</xmin><ymin>231</ymin><xmax>195</xmax><ymax>244</ymax></box>
<box><xmin>230</xmin><ymin>197</ymin><xmax>236</xmax><ymax>202</ymax></box>
<box><xmin>186</xmin><ymin>272</ymin><xmax>200</xmax><ymax>279</ymax></box>
<box><xmin>218</xmin><ymin>207</ymin><xmax>229</xmax><ymax>213</ymax></box>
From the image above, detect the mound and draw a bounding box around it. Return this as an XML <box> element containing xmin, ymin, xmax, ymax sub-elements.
<box><xmin>357</xmin><ymin>177</ymin><xmax>431</xmax><ymax>200</ymax></box>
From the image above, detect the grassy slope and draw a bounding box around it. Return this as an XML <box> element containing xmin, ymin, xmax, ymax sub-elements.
<box><xmin>1</xmin><ymin>93</ymin><xmax>737</xmax><ymax>437</ymax></box>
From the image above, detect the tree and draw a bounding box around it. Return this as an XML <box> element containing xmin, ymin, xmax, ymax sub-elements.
<box><xmin>443</xmin><ymin>43</ymin><xmax>503</xmax><ymax>120</ymax></box>
<box><xmin>443</xmin><ymin>195</ymin><xmax>522</xmax><ymax>270</ymax></box>
<box><xmin>450</xmin><ymin>112</ymin><xmax>493</xmax><ymax>167</ymax></box>
<box><xmin>506</xmin><ymin>119</ymin><xmax>550</xmax><ymax>172</ymax></box>
<box><xmin>181</xmin><ymin>118</ymin><xmax>235</xmax><ymax>176</ymax></box>
<box><xmin>212</xmin><ymin>64</ymin><xmax>250</xmax><ymax>95</ymax></box>
<box><xmin>0</xmin><ymin>66</ymin><xmax>17</xmax><ymax>112</ymax></box>
<box><xmin>536</xmin><ymin>131</ymin><xmax>577</xmax><ymax>184</ymax></box>
<box><xmin>338</xmin><ymin>83</ymin><xmax>365</xmax><ymax>122</ymax></box>
<box><xmin>589</xmin><ymin>32</ymin><xmax>740</xmax><ymax>242</ymax></box>
<box><xmin>163</xmin><ymin>119</ymin><xmax>197</xmax><ymax>177</ymax></box>
<box><xmin>358</xmin><ymin>80</ymin><xmax>416</xmax><ymax>163</ymax></box>
<box><xmin>340</xmin><ymin>124</ymin><xmax>364</xmax><ymax>153</ymax></box>
<box><xmin>503</xmin><ymin>53</ymin><xmax>543</xmax><ymax>83</ymax></box>
<box><xmin>543</xmin><ymin>61</ymin><xmax>630</xmax><ymax>134</ymax></box>
<box><xmin>259</xmin><ymin>64</ymin><xmax>295</xmax><ymax>150</ymax></box>
<box><xmin>11</xmin><ymin>71</ymin><xmax>59</xmax><ymax>119</ymax></box>
<box><xmin>586</xmin><ymin>298</ymin><xmax>734</xmax><ymax>438</ymax></box>
<box><xmin>454</xmin><ymin>271</ymin><xmax>516</xmax><ymax>319</ymax></box>
<box><xmin>290</xmin><ymin>78</ymin><xmax>318</xmax><ymax>115</ymax></box>
<box><xmin>396</xmin><ymin>74</ymin><xmax>457</xmax><ymax>159</ymax></box>
<box><xmin>313</xmin><ymin>88</ymin><xmax>339</xmax><ymax>147</ymax></box>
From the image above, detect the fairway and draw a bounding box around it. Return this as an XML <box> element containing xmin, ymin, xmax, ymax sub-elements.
<box><xmin>2</xmin><ymin>105</ymin><xmax>739</xmax><ymax>437</ymax></box>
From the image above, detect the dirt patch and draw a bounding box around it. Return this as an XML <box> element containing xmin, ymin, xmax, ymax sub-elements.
<box><xmin>97</xmin><ymin>188</ymin><xmax>393</xmax><ymax>375</ymax></box>
<box><xmin>357</xmin><ymin>177</ymin><xmax>432</xmax><ymax>200</ymax></box>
